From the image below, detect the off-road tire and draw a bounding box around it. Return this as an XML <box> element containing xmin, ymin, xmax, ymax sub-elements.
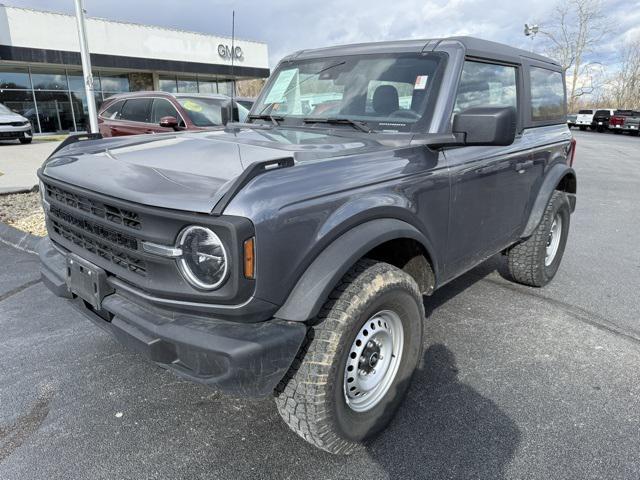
<box><xmin>19</xmin><ymin>137</ymin><xmax>32</xmax><ymax>144</ymax></box>
<box><xmin>274</xmin><ymin>259</ymin><xmax>425</xmax><ymax>454</ymax></box>
<box><xmin>507</xmin><ymin>190</ymin><xmax>570</xmax><ymax>287</ymax></box>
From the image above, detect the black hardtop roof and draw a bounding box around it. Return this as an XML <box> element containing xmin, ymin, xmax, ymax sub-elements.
<box><xmin>282</xmin><ymin>36</ymin><xmax>560</xmax><ymax>69</ymax></box>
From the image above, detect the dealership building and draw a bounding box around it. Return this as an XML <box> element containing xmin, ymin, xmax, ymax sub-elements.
<box><xmin>0</xmin><ymin>5</ymin><xmax>270</xmax><ymax>133</ymax></box>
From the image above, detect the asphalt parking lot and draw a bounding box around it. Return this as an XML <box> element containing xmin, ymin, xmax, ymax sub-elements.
<box><xmin>1</xmin><ymin>130</ymin><xmax>639</xmax><ymax>479</ymax></box>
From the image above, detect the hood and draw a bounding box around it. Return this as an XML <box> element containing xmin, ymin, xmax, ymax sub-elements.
<box><xmin>41</xmin><ymin>127</ymin><xmax>390</xmax><ymax>213</ymax></box>
<box><xmin>0</xmin><ymin>112</ymin><xmax>28</xmax><ymax>123</ymax></box>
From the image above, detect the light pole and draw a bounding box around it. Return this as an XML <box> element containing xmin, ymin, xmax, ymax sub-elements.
<box><xmin>524</xmin><ymin>23</ymin><xmax>539</xmax><ymax>52</ymax></box>
<box><xmin>74</xmin><ymin>0</ymin><xmax>98</xmax><ymax>133</ymax></box>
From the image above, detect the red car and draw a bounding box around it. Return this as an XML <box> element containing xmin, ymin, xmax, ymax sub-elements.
<box><xmin>98</xmin><ymin>92</ymin><xmax>251</xmax><ymax>137</ymax></box>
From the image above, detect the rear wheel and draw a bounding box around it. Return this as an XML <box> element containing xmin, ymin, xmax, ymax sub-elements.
<box><xmin>274</xmin><ymin>259</ymin><xmax>425</xmax><ymax>454</ymax></box>
<box><xmin>579</xmin><ymin>126</ymin><xmax>587</xmax><ymax>131</ymax></box>
<box><xmin>507</xmin><ymin>191</ymin><xmax>571</xmax><ymax>287</ymax></box>
<box><xmin>613</xmin><ymin>129</ymin><xmax>622</xmax><ymax>134</ymax></box>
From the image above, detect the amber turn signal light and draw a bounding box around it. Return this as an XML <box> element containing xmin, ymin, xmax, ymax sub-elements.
<box><xmin>244</xmin><ymin>237</ymin><xmax>255</xmax><ymax>279</ymax></box>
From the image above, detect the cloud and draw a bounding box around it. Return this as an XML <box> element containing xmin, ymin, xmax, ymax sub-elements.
<box><xmin>4</xmin><ymin>0</ymin><xmax>638</xmax><ymax>74</ymax></box>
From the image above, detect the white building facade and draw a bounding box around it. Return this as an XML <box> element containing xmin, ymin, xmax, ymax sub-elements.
<box><xmin>0</xmin><ymin>5</ymin><xmax>269</xmax><ymax>133</ymax></box>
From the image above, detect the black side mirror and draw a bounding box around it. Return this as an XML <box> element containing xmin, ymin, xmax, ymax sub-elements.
<box><xmin>159</xmin><ymin>116</ymin><xmax>179</xmax><ymax>130</ymax></box>
<box><xmin>453</xmin><ymin>107</ymin><xmax>516</xmax><ymax>146</ymax></box>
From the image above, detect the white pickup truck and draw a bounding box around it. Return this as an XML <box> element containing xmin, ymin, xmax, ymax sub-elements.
<box><xmin>575</xmin><ymin>109</ymin><xmax>595</xmax><ymax>130</ymax></box>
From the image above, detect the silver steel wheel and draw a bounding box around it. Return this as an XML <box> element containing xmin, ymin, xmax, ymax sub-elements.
<box><xmin>343</xmin><ymin>310</ymin><xmax>404</xmax><ymax>412</ymax></box>
<box><xmin>545</xmin><ymin>213</ymin><xmax>563</xmax><ymax>266</ymax></box>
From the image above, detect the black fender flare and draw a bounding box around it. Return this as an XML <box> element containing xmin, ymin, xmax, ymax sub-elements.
<box><xmin>522</xmin><ymin>163</ymin><xmax>576</xmax><ymax>238</ymax></box>
<box><xmin>274</xmin><ymin>218</ymin><xmax>436</xmax><ymax>322</ymax></box>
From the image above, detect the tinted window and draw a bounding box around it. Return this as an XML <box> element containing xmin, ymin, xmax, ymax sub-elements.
<box><xmin>120</xmin><ymin>98</ymin><xmax>152</xmax><ymax>122</ymax></box>
<box><xmin>578</xmin><ymin>109</ymin><xmax>592</xmax><ymax>114</ymax></box>
<box><xmin>454</xmin><ymin>61</ymin><xmax>517</xmax><ymax>113</ymax></box>
<box><xmin>101</xmin><ymin>100</ymin><xmax>124</xmax><ymax>119</ymax></box>
<box><xmin>150</xmin><ymin>98</ymin><xmax>180</xmax><ymax>124</ymax></box>
<box><xmin>529</xmin><ymin>67</ymin><xmax>565</xmax><ymax>122</ymax></box>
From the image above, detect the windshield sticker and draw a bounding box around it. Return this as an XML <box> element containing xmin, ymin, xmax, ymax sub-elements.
<box><xmin>414</xmin><ymin>75</ymin><xmax>429</xmax><ymax>90</ymax></box>
<box><xmin>264</xmin><ymin>69</ymin><xmax>299</xmax><ymax>104</ymax></box>
<box><xmin>182</xmin><ymin>100</ymin><xmax>203</xmax><ymax>112</ymax></box>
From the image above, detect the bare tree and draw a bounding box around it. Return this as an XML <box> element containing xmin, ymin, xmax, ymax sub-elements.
<box><xmin>538</xmin><ymin>0</ymin><xmax>609</xmax><ymax>111</ymax></box>
<box><xmin>609</xmin><ymin>40</ymin><xmax>640</xmax><ymax>109</ymax></box>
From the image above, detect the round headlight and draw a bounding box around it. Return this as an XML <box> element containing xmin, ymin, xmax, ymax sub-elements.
<box><xmin>177</xmin><ymin>226</ymin><xmax>228</xmax><ymax>290</ymax></box>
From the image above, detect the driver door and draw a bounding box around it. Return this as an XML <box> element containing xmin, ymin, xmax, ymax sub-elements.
<box><xmin>444</xmin><ymin>60</ymin><xmax>537</xmax><ymax>279</ymax></box>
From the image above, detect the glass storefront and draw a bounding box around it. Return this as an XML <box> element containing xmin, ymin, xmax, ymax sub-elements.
<box><xmin>0</xmin><ymin>64</ymin><xmax>239</xmax><ymax>133</ymax></box>
<box><xmin>158</xmin><ymin>74</ymin><xmax>235</xmax><ymax>95</ymax></box>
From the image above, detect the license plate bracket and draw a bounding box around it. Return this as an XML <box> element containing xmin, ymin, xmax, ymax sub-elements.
<box><xmin>66</xmin><ymin>254</ymin><xmax>114</xmax><ymax>310</ymax></box>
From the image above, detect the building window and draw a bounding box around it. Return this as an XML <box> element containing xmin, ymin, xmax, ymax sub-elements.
<box><xmin>159</xmin><ymin>75</ymin><xmax>178</xmax><ymax>93</ymax></box>
<box><xmin>33</xmin><ymin>90</ymin><xmax>75</xmax><ymax>132</ymax></box>
<box><xmin>0</xmin><ymin>66</ymin><xmax>31</xmax><ymax>90</ymax></box>
<box><xmin>100</xmin><ymin>72</ymin><xmax>130</xmax><ymax>93</ymax></box>
<box><xmin>177</xmin><ymin>77</ymin><xmax>198</xmax><ymax>93</ymax></box>
<box><xmin>197</xmin><ymin>79</ymin><xmax>218</xmax><ymax>94</ymax></box>
<box><xmin>30</xmin><ymin>68</ymin><xmax>68</xmax><ymax>91</ymax></box>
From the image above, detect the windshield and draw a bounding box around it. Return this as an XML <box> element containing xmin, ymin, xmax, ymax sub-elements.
<box><xmin>252</xmin><ymin>53</ymin><xmax>443</xmax><ymax>132</ymax></box>
<box><xmin>578</xmin><ymin>109</ymin><xmax>593</xmax><ymax>114</ymax></box>
<box><xmin>0</xmin><ymin>103</ymin><xmax>12</xmax><ymax>115</ymax></box>
<box><xmin>177</xmin><ymin>97</ymin><xmax>249</xmax><ymax>126</ymax></box>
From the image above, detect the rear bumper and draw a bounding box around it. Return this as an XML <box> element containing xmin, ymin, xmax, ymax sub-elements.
<box><xmin>39</xmin><ymin>238</ymin><xmax>306</xmax><ymax>397</ymax></box>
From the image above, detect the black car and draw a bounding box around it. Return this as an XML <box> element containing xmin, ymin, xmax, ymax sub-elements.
<box><xmin>38</xmin><ymin>36</ymin><xmax>576</xmax><ymax>454</ymax></box>
<box><xmin>592</xmin><ymin>108</ymin><xmax>615</xmax><ymax>132</ymax></box>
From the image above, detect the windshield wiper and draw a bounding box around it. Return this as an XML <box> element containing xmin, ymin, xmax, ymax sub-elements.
<box><xmin>303</xmin><ymin>117</ymin><xmax>372</xmax><ymax>133</ymax></box>
<box><xmin>248</xmin><ymin>114</ymin><xmax>283</xmax><ymax>126</ymax></box>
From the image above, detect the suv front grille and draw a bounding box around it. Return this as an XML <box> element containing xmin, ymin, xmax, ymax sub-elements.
<box><xmin>45</xmin><ymin>183</ymin><xmax>141</xmax><ymax>230</ymax></box>
<box><xmin>44</xmin><ymin>183</ymin><xmax>147</xmax><ymax>277</ymax></box>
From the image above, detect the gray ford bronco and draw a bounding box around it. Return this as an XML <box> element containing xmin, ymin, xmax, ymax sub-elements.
<box><xmin>38</xmin><ymin>37</ymin><xmax>576</xmax><ymax>454</ymax></box>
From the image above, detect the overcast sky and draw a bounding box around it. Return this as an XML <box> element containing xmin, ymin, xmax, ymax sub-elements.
<box><xmin>4</xmin><ymin>0</ymin><xmax>640</xmax><ymax>68</ymax></box>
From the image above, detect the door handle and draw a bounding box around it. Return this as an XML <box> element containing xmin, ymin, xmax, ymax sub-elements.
<box><xmin>514</xmin><ymin>160</ymin><xmax>534</xmax><ymax>172</ymax></box>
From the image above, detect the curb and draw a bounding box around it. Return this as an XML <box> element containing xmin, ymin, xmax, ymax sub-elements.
<box><xmin>0</xmin><ymin>184</ymin><xmax>39</xmax><ymax>196</ymax></box>
<box><xmin>0</xmin><ymin>221</ymin><xmax>42</xmax><ymax>254</ymax></box>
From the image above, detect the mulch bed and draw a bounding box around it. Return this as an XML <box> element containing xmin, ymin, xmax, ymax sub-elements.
<box><xmin>0</xmin><ymin>191</ymin><xmax>46</xmax><ymax>237</ymax></box>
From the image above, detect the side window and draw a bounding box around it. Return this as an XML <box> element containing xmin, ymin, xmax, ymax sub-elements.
<box><xmin>453</xmin><ymin>61</ymin><xmax>517</xmax><ymax>114</ymax></box>
<box><xmin>150</xmin><ymin>98</ymin><xmax>180</xmax><ymax>124</ymax></box>
<box><xmin>119</xmin><ymin>98</ymin><xmax>152</xmax><ymax>123</ymax></box>
<box><xmin>101</xmin><ymin>100</ymin><xmax>124</xmax><ymax>119</ymax></box>
<box><xmin>529</xmin><ymin>67</ymin><xmax>565</xmax><ymax>122</ymax></box>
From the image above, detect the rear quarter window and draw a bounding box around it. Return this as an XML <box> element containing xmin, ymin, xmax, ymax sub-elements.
<box><xmin>529</xmin><ymin>67</ymin><xmax>565</xmax><ymax>122</ymax></box>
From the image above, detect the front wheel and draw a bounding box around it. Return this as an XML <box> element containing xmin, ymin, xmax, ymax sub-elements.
<box><xmin>507</xmin><ymin>191</ymin><xmax>571</xmax><ymax>287</ymax></box>
<box><xmin>274</xmin><ymin>259</ymin><xmax>425</xmax><ymax>454</ymax></box>
<box><xmin>19</xmin><ymin>136</ymin><xmax>32</xmax><ymax>144</ymax></box>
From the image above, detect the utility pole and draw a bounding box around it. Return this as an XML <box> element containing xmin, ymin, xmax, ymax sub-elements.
<box><xmin>74</xmin><ymin>0</ymin><xmax>98</xmax><ymax>133</ymax></box>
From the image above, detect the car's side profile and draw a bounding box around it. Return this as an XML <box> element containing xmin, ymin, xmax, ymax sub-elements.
<box><xmin>38</xmin><ymin>37</ymin><xmax>576</xmax><ymax>454</ymax></box>
<box><xmin>98</xmin><ymin>91</ymin><xmax>250</xmax><ymax>137</ymax></box>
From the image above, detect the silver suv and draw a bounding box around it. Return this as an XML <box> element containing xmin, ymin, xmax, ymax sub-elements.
<box><xmin>0</xmin><ymin>103</ymin><xmax>33</xmax><ymax>144</ymax></box>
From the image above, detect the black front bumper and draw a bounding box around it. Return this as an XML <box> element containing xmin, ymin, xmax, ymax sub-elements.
<box><xmin>39</xmin><ymin>238</ymin><xmax>306</xmax><ymax>397</ymax></box>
